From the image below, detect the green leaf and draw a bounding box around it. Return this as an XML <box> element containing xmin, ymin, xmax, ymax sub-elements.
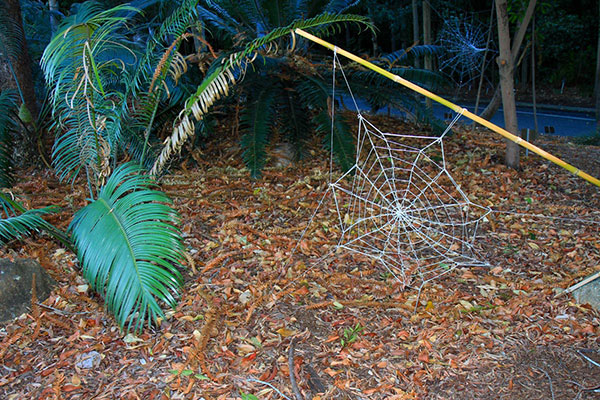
<box><xmin>314</xmin><ymin>111</ymin><xmax>355</xmax><ymax>173</ymax></box>
<box><xmin>240</xmin><ymin>392</ymin><xmax>260</xmax><ymax>400</ymax></box>
<box><xmin>0</xmin><ymin>193</ymin><xmax>59</xmax><ymax>246</ymax></box>
<box><xmin>0</xmin><ymin>91</ymin><xmax>18</xmax><ymax>188</ymax></box>
<box><xmin>69</xmin><ymin>162</ymin><xmax>184</xmax><ymax>332</ymax></box>
<box><xmin>240</xmin><ymin>88</ymin><xmax>275</xmax><ymax>179</ymax></box>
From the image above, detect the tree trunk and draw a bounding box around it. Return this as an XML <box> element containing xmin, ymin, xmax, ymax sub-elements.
<box><xmin>496</xmin><ymin>0</ymin><xmax>520</xmax><ymax>169</ymax></box>
<box><xmin>412</xmin><ymin>0</ymin><xmax>420</xmax><ymax>68</ymax></box>
<box><xmin>422</xmin><ymin>0</ymin><xmax>431</xmax><ymax>107</ymax></box>
<box><xmin>0</xmin><ymin>0</ymin><xmax>38</xmax><ymax>121</ymax></box>
<box><xmin>48</xmin><ymin>0</ymin><xmax>59</xmax><ymax>35</ymax></box>
<box><xmin>480</xmin><ymin>0</ymin><xmax>537</xmax><ymax>120</ymax></box>
<box><xmin>595</xmin><ymin>0</ymin><xmax>600</xmax><ymax>133</ymax></box>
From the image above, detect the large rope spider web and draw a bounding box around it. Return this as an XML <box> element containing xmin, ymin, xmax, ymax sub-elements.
<box><xmin>315</xmin><ymin>53</ymin><xmax>491</xmax><ymax>289</ymax></box>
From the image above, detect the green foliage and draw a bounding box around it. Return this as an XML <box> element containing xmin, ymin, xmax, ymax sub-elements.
<box><xmin>240</xmin><ymin>86</ymin><xmax>275</xmax><ymax>178</ymax></box>
<box><xmin>0</xmin><ymin>193</ymin><xmax>58</xmax><ymax>246</ymax></box>
<box><xmin>69</xmin><ymin>162</ymin><xmax>184</xmax><ymax>332</ymax></box>
<box><xmin>153</xmin><ymin>0</ymin><xmax>375</xmax><ymax>177</ymax></box>
<box><xmin>240</xmin><ymin>392</ymin><xmax>260</xmax><ymax>400</ymax></box>
<box><xmin>340</xmin><ymin>323</ymin><xmax>363</xmax><ymax>348</ymax></box>
<box><xmin>536</xmin><ymin>3</ymin><xmax>595</xmax><ymax>86</ymax></box>
<box><xmin>41</xmin><ymin>2</ymin><xmax>141</xmax><ymax>184</ymax></box>
<box><xmin>0</xmin><ymin>91</ymin><xmax>18</xmax><ymax>188</ymax></box>
<box><xmin>36</xmin><ymin>0</ymin><xmax>197</xmax><ymax>332</ymax></box>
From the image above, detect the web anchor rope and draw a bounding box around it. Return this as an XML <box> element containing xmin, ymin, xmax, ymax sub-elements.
<box><xmin>294</xmin><ymin>28</ymin><xmax>600</xmax><ymax>189</ymax></box>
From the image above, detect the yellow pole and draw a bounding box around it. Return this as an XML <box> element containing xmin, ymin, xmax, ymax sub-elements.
<box><xmin>294</xmin><ymin>28</ymin><xmax>600</xmax><ymax>188</ymax></box>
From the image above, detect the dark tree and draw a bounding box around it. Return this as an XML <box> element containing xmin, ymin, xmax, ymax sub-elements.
<box><xmin>0</xmin><ymin>0</ymin><xmax>39</xmax><ymax>123</ymax></box>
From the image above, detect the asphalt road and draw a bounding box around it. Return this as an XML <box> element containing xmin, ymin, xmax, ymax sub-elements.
<box><xmin>344</xmin><ymin>97</ymin><xmax>597</xmax><ymax>137</ymax></box>
<box><xmin>436</xmin><ymin>102</ymin><xmax>596</xmax><ymax>137</ymax></box>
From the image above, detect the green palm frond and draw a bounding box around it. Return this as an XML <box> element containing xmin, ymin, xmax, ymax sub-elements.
<box><xmin>69</xmin><ymin>163</ymin><xmax>184</xmax><ymax>332</ymax></box>
<box><xmin>152</xmin><ymin>11</ymin><xmax>373</xmax><ymax>176</ymax></box>
<box><xmin>381</xmin><ymin>45</ymin><xmax>444</xmax><ymax>67</ymax></box>
<box><xmin>0</xmin><ymin>91</ymin><xmax>18</xmax><ymax>188</ymax></box>
<box><xmin>41</xmin><ymin>2</ymin><xmax>140</xmax><ymax>185</ymax></box>
<box><xmin>314</xmin><ymin>110</ymin><xmax>355</xmax><ymax>173</ymax></box>
<box><xmin>276</xmin><ymin>88</ymin><xmax>311</xmax><ymax>160</ymax></box>
<box><xmin>0</xmin><ymin>2</ymin><xmax>26</xmax><ymax>62</ymax></box>
<box><xmin>240</xmin><ymin>87</ymin><xmax>276</xmax><ymax>178</ymax></box>
<box><xmin>130</xmin><ymin>0</ymin><xmax>199</xmax><ymax>93</ymax></box>
<box><xmin>323</xmin><ymin>0</ymin><xmax>361</xmax><ymax>14</ymax></box>
<box><xmin>0</xmin><ymin>193</ymin><xmax>61</xmax><ymax>246</ymax></box>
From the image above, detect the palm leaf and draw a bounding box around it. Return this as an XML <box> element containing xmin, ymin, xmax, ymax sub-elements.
<box><xmin>323</xmin><ymin>0</ymin><xmax>361</xmax><ymax>14</ymax></box>
<box><xmin>0</xmin><ymin>91</ymin><xmax>18</xmax><ymax>187</ymax></box>
<box><xmin>152</xmin><ymin>11</ymin><xmax>373</xmax><ymax>176</ymax></box>
<box><xmin>0</xmin><ymin>193</ymin><xmax>59</xmax><ymax>246</ymax></box>
<box><xmin>314</xmin><ymin>110</ymin><xmax>355</xmax><ymax>173</ymax></box>
<box><xmin>0</xmin><ymin>2</ymin><xmax>26</xmax><ymax>62</ymax></box>
<box><xmin>276</xmin><ymin>88</ymin><xmax>311</xmax><ymax>160</ymax></box>
<box><xmin>41</xmin><ymin>2</ymin><xmax>141</xmax><ymax>185</ymax></box>
<box><xmin>69</xmin><ymin>163</ymin><xmax>184</xmax><ymax>332</ymax></box>
<box><xmin>240</xmin><ymin>87</ymin><xmax>276</xmax><ymax>178</ymax></box>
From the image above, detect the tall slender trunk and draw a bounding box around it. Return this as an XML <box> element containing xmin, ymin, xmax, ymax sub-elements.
<box><xmin>48</xmin><ymin>0</ymin><xmax>59</xmax><ymax>35</ymax></box>
<box><xmin>595</xmin><ymin>0</ymin><xmax>600</xmax><ymax>133</ymax></box>
<box><xmin>422</xmin><ymin>0</ymin><xmax>431</xmax><ymax>107</ymax></box>
<box><xmin>496</xmin><ymin>0</ymin><xmax>520</xmax><ymax>169</ymax></box>
<box><xmin>412</xmin><ymin>0</ymin><xmax>420</xmax><ymax>68</ymax></box>
<box><xmin>480</xmin><ymin>0</ymin><xmax>537</xmax><ymax>120</ymax></box>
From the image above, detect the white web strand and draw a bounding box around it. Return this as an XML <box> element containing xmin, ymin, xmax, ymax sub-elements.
<box><xmin>328</xmin><ymin>56</ymin><xmax>490</xmax><ymax>289</ymax></box>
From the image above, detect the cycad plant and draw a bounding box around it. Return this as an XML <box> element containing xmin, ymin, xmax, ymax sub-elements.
<box><xmin>40</xmin><ymin>1</ymin><xmax>191</xmax><ymax>331</ymax></box>
<box><xmin>151</xmin><ymin>0</ymin><xmax>447</xmax><ymax>178</ymax></box>
<box><xmin>151</xmin><ymin>0</ymin><xmax>375</xmax><ymax>177</ymax></box>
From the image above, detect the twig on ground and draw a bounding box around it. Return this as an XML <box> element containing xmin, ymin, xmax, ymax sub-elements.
<box><xmin>577</xmin><ymin>349</ymin><xmax>600</xmax><ymax>369</ymax></box>
<box><xmin>289</xmin><ymin>338</ymin><xmax>304</xmax><ymax>400</ymax></box>
<box><xmin>534</xmin><ymin>367</ymin><xmax>555</xmax><ymax>400</ymax></box>
<box><xmin>246</xmin><ymin>377</ymin><xmax>292</xmax><ymax>400</ymax></box>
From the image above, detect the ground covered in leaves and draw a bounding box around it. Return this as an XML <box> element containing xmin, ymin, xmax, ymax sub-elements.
<box><xmin>1</xmin><ymin>114</ymin><xmax>600</xmax><ymax>399</ymax></box>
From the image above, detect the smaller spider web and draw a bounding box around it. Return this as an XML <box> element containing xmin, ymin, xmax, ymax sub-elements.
<box><xmin>437</xmin><ymin>16</ymin><xmax>495</xmax><ymax>87</ymax></box>
<box><xmin>328</xmin><ymin>53</ymin><xmax>490</xmax><ymax>288</ymax></box>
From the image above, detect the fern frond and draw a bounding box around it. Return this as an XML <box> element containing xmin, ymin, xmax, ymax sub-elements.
<box><xmin>314</xmin><ymin>110</ymin><xmax>354</xmax><ymax>173</ymax></box>
<box><xmin>240</xmin><ymin>87</ymin><xmax>276</xmax><ymax>178</ymax></box>
<box><xmin>152</xmin><ymin>11</ymin><xmax>373</xmax><ymax>176</ymax></box>
<box><xmin>0</xmin><ymin>91</ymin><xmax>18</xmax><ymax>188</ymax></box>
<box><xmin>151</xmin><ymin>61</ymin><xmax>237</xmax><ymax>175</ymax></box>
<box><xmin>0</xmin><ymin>193</ymin><xmax>60</xmax><ymax>246</ymax></box>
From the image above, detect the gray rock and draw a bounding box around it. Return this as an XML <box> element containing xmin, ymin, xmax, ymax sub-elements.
<box><xmin>0</xmin><ymin>258</ymin><xmax>56</xmax><ymax>322</ymax></box>
<box><xmin>571</xmin><ymin>276</ymin><xmax>600</xmax><ymax>311</ymax></box>
<box><xmin>75</xmin><ymin>351</ymin><xmax>102</xmax><ymax>369</ymax></box>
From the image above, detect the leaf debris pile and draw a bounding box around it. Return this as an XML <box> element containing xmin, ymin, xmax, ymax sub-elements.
<box><xmin>1</xmin><ymin>115</ymin><xmax>600</xmax><ymax>399</ymax></box>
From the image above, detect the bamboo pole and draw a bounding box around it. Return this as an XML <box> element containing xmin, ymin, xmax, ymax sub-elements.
<box><xmin>294</xmin><ymin>28</ymin><xmax>600</xmax><ymax>188</ymax></box>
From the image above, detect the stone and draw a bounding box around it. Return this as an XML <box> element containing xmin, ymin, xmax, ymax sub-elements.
<box><xmin>571</xmin><ymin>275</ymin><xmax>600</xmax><ymax>311</ymax></box>
<box><xmin>75</xmin><ymin>351</ymin><xmax>102</xmax><ymax>369</ymax></box>
<box><xmin>0</xmin><ymin>258</ymin><xmax>56</xmax><ymax>322</ymax></box>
